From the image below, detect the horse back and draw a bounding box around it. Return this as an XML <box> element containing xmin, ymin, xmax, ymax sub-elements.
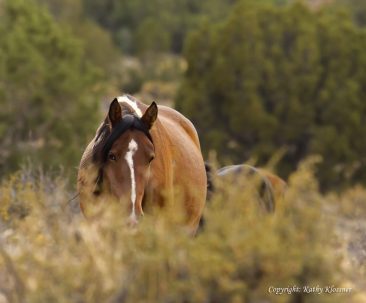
<box><xmin>157</xmin><ymin>105</ymin><xmax>202</xmax><ymax>149</ymax></box>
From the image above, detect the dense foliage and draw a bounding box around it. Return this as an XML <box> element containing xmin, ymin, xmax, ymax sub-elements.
<box><xmin>36</xmin><ymin>0</ymin><xmax>121</xmax><ymax>77</ymax></box>
<box><xmin>337</xmin><ymin>0</ymin><xmax>366</xmax><ymax>26</ymax></box>
<box><xmin>83</xmin><ymin>0</ymin><xmax>241</xmax><ymax>54</ymax></box>
<box><xmin>177</xmin><ymin>2</ymin><xmax>366</xmax><ymax>190</ymax></box>
<box><xmin>0</xmin><ymin>160</ymin><xmax>364</xmax><ymax>302</ymax></box>
<box><xmin>0</xmin><ymin>0</ymin><xmax>107</xmax><ymax>176</ymax></box>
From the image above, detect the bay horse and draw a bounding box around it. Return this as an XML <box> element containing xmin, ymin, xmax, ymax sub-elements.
<box><xmin>77</xmin><ymin>95</ymin><xmax>207</xmax><ymax>235</ymax></box>
<box><xmin>206</xmin><ymin>164</ymin><xmax>287</xmax><ymax>213</ymax></box>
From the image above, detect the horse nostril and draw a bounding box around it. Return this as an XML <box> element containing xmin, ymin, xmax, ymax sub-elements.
<box><xmin>126</xmin><ymin>215</ymin><xmax>139</xmax><ymax>228</ymax></box>
<box><xmin>92</xmin><ymin>189</ymin><xmax>101</xmax><ymax>196</ymax></box>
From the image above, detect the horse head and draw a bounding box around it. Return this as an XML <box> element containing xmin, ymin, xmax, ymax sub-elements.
<box><xmin>91</xmin><ymin>98</ymin><xmax>158</xmax><ymax>226</ymax></box>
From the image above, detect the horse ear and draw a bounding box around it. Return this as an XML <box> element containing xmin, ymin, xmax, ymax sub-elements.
<box><xmin>108</xmin><ymin>98</ymin><xmax>122</xmax><ymax>127</ymax></box>
<box><xmin>141</xmin><ymin>102</ymin><xmax>158</xmax><ymax>129</ymax></box>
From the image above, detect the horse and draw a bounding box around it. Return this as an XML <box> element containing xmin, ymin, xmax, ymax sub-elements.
<box><xmin>77</xmin><ymin>95</ymin><xmax>207</xmax><ymax>235</ymax></box>
<box><xmin>205</xmin><ymin>164</ymin><xmax>287</xmax><ymax>213</ymax></box>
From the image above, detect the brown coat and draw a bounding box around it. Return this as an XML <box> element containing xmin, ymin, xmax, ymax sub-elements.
<box><xmin>78</xmin><ymin>96</ymin><xmax>207</xmax><ymax>234</ymax></box>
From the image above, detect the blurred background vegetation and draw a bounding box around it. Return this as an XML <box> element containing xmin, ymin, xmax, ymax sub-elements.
<box><xmin>2</xmin><ymin>0</ymin><xmax>366</xmax><ymax>300</ymax></box>
<box><xmin>1</xmin><ymin>0</ymin><xmax>366</xmax><ymax>190</ymax></box>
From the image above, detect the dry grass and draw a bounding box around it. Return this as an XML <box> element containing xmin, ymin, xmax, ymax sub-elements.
<box><xmin>0</xmin><ymin>158</ymin><xmax>365</xmax><ymax>303</ymax></box>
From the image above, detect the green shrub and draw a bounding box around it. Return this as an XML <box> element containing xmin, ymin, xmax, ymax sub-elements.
<box><xmin>177</xmin><ymin>2</ymin><xmax>366</xmax><ymax>190</ymax></box>
<box><xmin>0</xmin><ymin>0</ymin><xmax>104</xmax><ymax>177</ymax></box>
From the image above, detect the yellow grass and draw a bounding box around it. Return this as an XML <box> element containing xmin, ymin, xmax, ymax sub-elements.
<box><xmin>0</xmin><ymin>158</ymin><xmax>365</xmax><ymax>302</ymax></box>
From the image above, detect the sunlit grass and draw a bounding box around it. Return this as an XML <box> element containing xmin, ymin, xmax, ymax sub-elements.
<box><xmin>0</xmin><ymin>158</ymin><xmax>365</xmax><ymax>302</ymax></box>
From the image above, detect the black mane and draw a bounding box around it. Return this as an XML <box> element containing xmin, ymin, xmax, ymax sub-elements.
<box><xmin>93</xmin><ymin>114</ymin><xmax>153</xmax><ymax>164</ymax></box>
<box><xmin>91</xmin><ymin>114</ymin><xmax>153</xmax><ymax>195</ymax></box>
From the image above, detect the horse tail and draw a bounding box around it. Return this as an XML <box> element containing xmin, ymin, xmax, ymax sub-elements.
<box><xmin>205</xmin><ymin>162</ymin><xmax>215</xmax><ymax>201</ymax></box>
<box><xmin>197</xmin><ymin>162</ymin><xmax>214</xmax><ymax>233</ymax></box>
<box><xmin>257</xmin><ymin>173</ymin><xmax>276</xmax><ymax>213</ymax></box>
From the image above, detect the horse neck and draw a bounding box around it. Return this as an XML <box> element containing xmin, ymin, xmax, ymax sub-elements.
<box><xmin>148</xmin><ymin>119</ymin><xmax>175</xmax><ymax>199</ymax></box>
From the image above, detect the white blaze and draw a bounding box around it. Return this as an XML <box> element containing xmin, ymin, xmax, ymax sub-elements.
<box><xmin>117</xmin><ymin>95</ymin><xmax>143</xmax><ymax>117</ymax></box>
<box><xmin>124</xmin><ymin>139</ymin><xmax>138</xmax><ymax>220</ymax></box>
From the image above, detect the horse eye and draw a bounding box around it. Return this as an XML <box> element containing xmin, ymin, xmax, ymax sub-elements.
<box><xmin>149</xmin><ymin>155</ymin><xmax>155</xmax><ymax>163</ymax></box>
<box><xmin>109</xmin><ymin>153</ymin><xmax>117</xmax><ymax>161</ymax></box>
